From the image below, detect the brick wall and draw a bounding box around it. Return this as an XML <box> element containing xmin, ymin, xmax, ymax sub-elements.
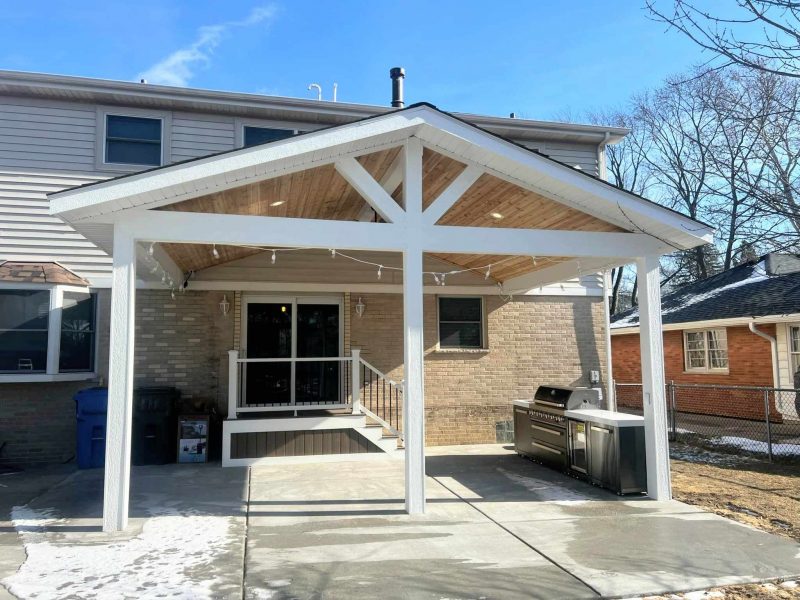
<box><xmin>3</xmin><ymin>289</ymin><xmax>607</xmax><ymax>464</ymax></box>
<box><xmin>352</xmin><ymin>294</ymin><xmax>607</xmax><ymax>445</ymax></box>
<box><xmin>612</xmin><ymin>325</ymin><xmax>780</xmax><ymax>420</ymax></box>
<box><xmin>0</xmin><ymin>289</ymin><xmax>235</xmax><ymax>466</ymax></box>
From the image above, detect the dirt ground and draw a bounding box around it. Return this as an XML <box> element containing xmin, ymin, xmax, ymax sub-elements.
<box><xmin>644</xmin><ymin>444</ymin><xmax>800</xmax><ymax>600</ymax></box>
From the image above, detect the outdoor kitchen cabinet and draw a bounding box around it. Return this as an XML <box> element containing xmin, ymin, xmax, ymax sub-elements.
<box><xmin>513</xmin><ymin>401</ymin><xmax>532</xmax><ymax>455</ymax></box>
<box><xmin>566</xmin><ymin>410</ymin><xmax>647</xmax><ymax>495</ymax></box>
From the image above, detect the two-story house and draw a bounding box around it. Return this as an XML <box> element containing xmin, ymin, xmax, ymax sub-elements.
<box><xmin>0</xmin><ymin>69</ymin><xmax>705</xmax><ymax>474</ymax></box>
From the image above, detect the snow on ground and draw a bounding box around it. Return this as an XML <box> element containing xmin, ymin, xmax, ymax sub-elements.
<box><xmin>496</xmin><ymin>467</ymin><xmax>591</xmax><ymax>504</ymax></box>
<box><xmin>3</xmin><ymin>506</ymin><xmax>235</xmax><ymax>600</ymax></box>
<box><xmin>668</xmin><ymin>444</ymin><xmax>756</xmax><ymax>466</ymax></box>
<box><xmin>708</xmin><ymin>436</ymin><xmax>800</xmax><ymax>457</ymax></box>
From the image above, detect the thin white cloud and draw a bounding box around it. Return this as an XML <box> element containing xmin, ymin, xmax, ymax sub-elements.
<box><xmin>138</xmin><ymin>5</ymin><xmax>276</xmax><ymax>86</ymax></box>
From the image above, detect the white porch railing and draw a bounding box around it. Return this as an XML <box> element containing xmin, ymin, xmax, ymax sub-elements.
<box><xmin>227</xmin><ymin>349</ymin><xmax>404</xmax><ymax>441</ymax></box>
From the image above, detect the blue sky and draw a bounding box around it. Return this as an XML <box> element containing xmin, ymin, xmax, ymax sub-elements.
<box><xmin>0</xmin><ymin>1</ymin><xmax>705</xmax><ymax>120</ymax></box>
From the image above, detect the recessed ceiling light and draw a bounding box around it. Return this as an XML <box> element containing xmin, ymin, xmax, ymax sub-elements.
<box><xmin>270</xmin><ymin>200</ymin><xmax>285</xmax><ymax>207</ymax></box>
<box><xmin>489</xmin><ymin>212</ymin><xmax>504</xmax><ymax>220</ymax></box>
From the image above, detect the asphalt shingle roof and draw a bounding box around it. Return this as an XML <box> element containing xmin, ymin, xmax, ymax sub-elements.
<box><xmin>611</xmin><ymin>256</ymin><xmax>800</xmax><ymax>329</ymax></box>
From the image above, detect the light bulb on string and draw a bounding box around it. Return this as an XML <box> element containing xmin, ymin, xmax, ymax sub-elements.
<box><xmin>212</xmin><ymin>244</ymin><xmax>220</xmax><ymax>260</ymax></box>
<box><xmin>150</xmin><ymin>264</ymin><xmax>159</xmax><ymax>274</ymax></box>
<box><xmin>432</xmin><ymin>273</ymin><xmax>440</xmax><ymax>285</ymax></box>
<box><xmin>331</xmin><ymin>249</ymin><xmax>336</xmax><ymax>259</ymax></box>
<box><xmin>377</xmin><ymin>265</ymin><xmax>383</xmax><ymax>280</ymax></box>
<box><xmin>485</xmin><ymin>265</ymin><xmax>491</xmax><ymax>280</ymax></box>
<box><xmin>170</xmin><ymin>288</ymin><xmax>176</xmax><ymax>300</ymax></box>
<box><xmin>271</xmin><ymin>250</ymin><xmax>276</xmax><ymax>265</ymax></box>
<box><xmin>148</xmin><ymin>242</ymin><xmax>155</xmax><ymax>257</ymax></box>
<box><xmin>440</xmin><ymin>273</ymin><xmax>446</xmax><ymax>286</ymax></box>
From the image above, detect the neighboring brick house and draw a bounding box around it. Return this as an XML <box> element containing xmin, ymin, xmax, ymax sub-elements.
<box><xmin>0</xmin><ymin>70</ymin><xmax>628</xmax><ymax>466</ymax></box>
<box><xmin>611</xmin><ymin>254</ymin><xmax>800</xmax><ymax>421</ymax></box>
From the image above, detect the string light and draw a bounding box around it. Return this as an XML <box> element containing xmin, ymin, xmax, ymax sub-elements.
<box><xmin>331</xmin><ymin>249</ymin><xmax>336</xmax><ymax>258</ymax></box>
<box><xmin>377</xmin><ymin>265</ymin><xmax>383</xmax><ymax>280</ymax></box>
<box><xmin>485</xmin><ymin>265</ymin><xmax>491</xmax><ymax>280</ymax></box>
<box><xmin>148</xmin><ymin>242</ymin><xmax>155</xmax><ymax>257</ymax></box>
<box><xmin>432</xmin><ymin>273</ymin><xmax>441</xmax><ymax>285</ymax></box>
<box><xmin>170</xmin><ymin>288</ymin><xmax>176</xmax><ymax>300</ymax></box>
<box><xmin>150</xmin><ymin>264</ymin><xmax>159</xmax><ymax>274</ymax></box>
<box><xmin>271</xmin><ymin>250</ymin><xmax>277</xmax><ymax>264</ymax></box>
<box><xmin>440</xmin><ymin>273</ymin><xmax>446</xmax><ymax>286</ymax></box>
<box><xmin>161</xmin><ymin>272</ymin><xmax>167</xmax><ymax>283</ymax></box>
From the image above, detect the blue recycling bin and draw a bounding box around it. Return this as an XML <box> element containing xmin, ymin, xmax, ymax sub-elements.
<box><xmin>75</xmin><ymin>387</ymin><xmax>108</xmax><ymax>469</ymax></box>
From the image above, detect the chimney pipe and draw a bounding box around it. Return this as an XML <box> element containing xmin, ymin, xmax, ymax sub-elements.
<box><xmin>390</xmin><ymin>67</ymin><xmax>405</xmax><ymax>108</ymax></box>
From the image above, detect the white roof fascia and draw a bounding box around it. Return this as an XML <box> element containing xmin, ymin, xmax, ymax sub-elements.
<box><xmin>610</xmin><ymin>313</ymin><xmax>800</xmax><ymax>335</ymax></box>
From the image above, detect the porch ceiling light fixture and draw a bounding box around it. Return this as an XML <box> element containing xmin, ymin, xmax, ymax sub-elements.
<box><xmin>489</xmin><ymin>212</ymin><xmax>504</xmax><ymax>220</ymax></box>
<box><xmin>270</xmin><ymin>200</ymin><xmax>285</xmax><ymax>207</ymax></box>
<box><xmin>355</xmin><ymin>297</ymin><xmax>366</xmax><ymax>318</ymax></box>
<box><xmin>219</xmin><ymin>294</ymin><xmax>231</xmax><ymax>316</ymax></box>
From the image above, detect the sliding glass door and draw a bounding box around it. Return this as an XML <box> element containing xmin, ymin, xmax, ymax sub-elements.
<box><xmin>243</xmin><ymin>297</ymin><xmax>342</xmax><ymax>407</ymax></box>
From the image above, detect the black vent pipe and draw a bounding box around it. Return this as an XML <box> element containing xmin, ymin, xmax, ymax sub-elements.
<box><xmin>390</xmin><ymin>67</ymin><xmax>405</xmax><ymax>108</ymax></box>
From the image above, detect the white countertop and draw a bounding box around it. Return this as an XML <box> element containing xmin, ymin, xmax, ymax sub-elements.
<box><xmin>564</xmin><ymin>409</ymin><xmax>645</xmax><ymax>428</ymax></box>
<box><xmin>512</xmin><ymin>400</ymin><xmax>531</xmax><ymax>408</ymax></box>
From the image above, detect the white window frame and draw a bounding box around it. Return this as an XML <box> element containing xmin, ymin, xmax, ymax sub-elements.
<box><xmin>789</xmin><ymin>324</ymin><xmax>800</xmax><ymax>378</ymax></box>
<box><xmin>436</xmin><ymin>295</ymin><xmax>487</xmax><ymax>351</ymax></box>
<box><xmin>683</xmin><ymin>327</ymin><xmax>729</xmax><ymax>373</ymax></box>
<box><xmin>95</xmin><ymin>106</ymin><xmax>171</xmax><ymax>172</ymax></box>
<box><xmin>234</xmin><ymin>117</ymin><xmax>315</xmax><ymax>148</ymax></box>
<box><xmin>0</xmin><ymin>282</ymin><xmax>98</xmax><ymax>383</ymax></box>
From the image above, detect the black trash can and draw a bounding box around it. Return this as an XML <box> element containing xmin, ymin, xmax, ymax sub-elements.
<box><xmin>132</xmin><ymin>386</ymin><xmax>179</xmax><ymax>465</ymax></box>
<box><xmin>75</xmin><ymin>387</ymin><xmax>108</xmax><ymax>469</ymax></box>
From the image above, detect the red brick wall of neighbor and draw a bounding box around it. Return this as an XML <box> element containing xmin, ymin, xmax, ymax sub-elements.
<box><xmin>612</xmin><ymin>325</ymin><xmax>781</xmax><ymax>420</ymax></box>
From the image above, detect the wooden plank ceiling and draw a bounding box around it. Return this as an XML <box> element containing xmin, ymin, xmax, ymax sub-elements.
<box><xmin>157</xmin><ymin>147</ymin><xmax>626</xmax><ymax>281</ymax></box>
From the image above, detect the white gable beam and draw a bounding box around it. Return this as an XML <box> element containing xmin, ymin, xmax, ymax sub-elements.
<box><xmin>136</xmin><ymin>242</ymin><xmax>183</xmax><ymax>286</ymax></box>
<box><xmin>355</xmin><ymin>151</ymin><xmax>405</xmax><ymax>222</ymax></box>
<box><xmin>335</xmin><ymin>157</ymin><xmax>406</xmax><ymax>224</ymax></box>
<box><xmin>423</xmin><ymin>165</ymin><xmax>483</xmax><ymax>225</ymax></box>
<box><xmin>123</xmin><ymin>210</ymin><xmax>404</xmax><ymax>252</ymax></box>
<box><xmin>501</xmin><ymin>257</ymin><xmax>627</xmax><ymax>294</ymax></box>
<box><xmin>421</xmin><ymin>225</ymin><xmax>668</xmax><ymax>257</ymax></box>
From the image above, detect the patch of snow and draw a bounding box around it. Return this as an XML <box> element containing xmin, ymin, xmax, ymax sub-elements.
<box><xmin>781</xmin><ymin>580</ymin><xmax>798</xmax><ymax>589</ymax></box>
<box><xmin>669</xmin><ymin>444</ymin><xmax>754</xmax><ymax>466</ymax></box>
<box><xmin>708</xmin><ymin>435</ymin><xmax>800</xmax><ymax>456</ymax></box>
<box><xmin>496</xmin><ymin>468</ymin><xmax>591</xmax><ymax>505</ymax></box>
<box><xmin>682</xmin><ymin>591</ymin><xmax>724</xmax><ymax>600</ymax></box>
<box><xmin>3</xmin><ymin>506</ymin><xmax>235</xmax><ymax>600</ymax></box>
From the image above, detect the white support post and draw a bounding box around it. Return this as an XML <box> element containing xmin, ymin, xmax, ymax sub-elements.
<box><xmin>636</xmin><ymin>255</ymin><xmax>671</xmax><ymax>500</ymax></box>
<box><xmin>351</xmin><ymin>348</ymin><xmax>362</xmax><ymax>414</ymax></box>
<box><xmin>103</xmin><ymin>225</ymin><xmax>137</xmax><ymax>532</ymax></box>
<box><xmin>228</xmin><ymin>350</ymin><xmax>239</xmax><ymax>420</ymax></box>
<box><xmin>602</xmin><ymin>270</ymin><xmax>616</xmax><ymax>411</ymax></box>
<box><xmin>403</xmin><ymin>137</ymin><xmax>426</xmax><ymax>515</ymax></box>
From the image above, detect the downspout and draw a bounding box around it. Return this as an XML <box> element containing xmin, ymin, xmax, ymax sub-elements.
<box><xmin>748</xmin><ymin>321</ymin><xmax>781</xmax><ymax>389</ymax></box>
<box><xmin>598</xmin><ymin>131</ymin><xmax>611</xmax><ymax>181</ymax></box>
<box><xmin>603</xmin><ymin>269</ymin><xmax>616</xmax><ymax>410</ymax></box>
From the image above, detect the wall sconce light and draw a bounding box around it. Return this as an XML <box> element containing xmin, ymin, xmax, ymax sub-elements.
<box><xmin>219</xmin><ymin>294</ymin><xmax>231</xmax><ymax>316</ymax></box>
<box><xmin>355</xmin><ymin>296</ymin><xmax>366</xmax><ymax>318</ymax></box>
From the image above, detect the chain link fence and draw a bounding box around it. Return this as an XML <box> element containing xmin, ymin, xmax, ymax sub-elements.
<box><xmin>615</xmin><ymin>382</ymin><xmax>800</xmax><ymax>462</ymax></box>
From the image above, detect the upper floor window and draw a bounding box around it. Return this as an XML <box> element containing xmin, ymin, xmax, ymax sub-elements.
<box><xmin>684</xmin><ymin>328</ymin><xmax>728</xmax><ymax>372</ymax></box>
<box><xmin>105</xmin><ymin>115</ymin><xmax>162</xmax><ymax>166</ymax></box>
<box><xmin>242</xmin><ymin>126</ymin><xmax>296</xmax><ymax>148</ymax></box>
<box><xmin>438</xmin><ymin>297</ymin><xmax>484</xmax><ymax>349</ymax></box>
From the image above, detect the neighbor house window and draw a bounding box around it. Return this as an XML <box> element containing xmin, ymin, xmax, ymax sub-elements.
<box><xmin>105</xmin><ymin>114</ymin><xmax>162</xmax><ymax>166</ymax></box>
<box><xmin>790</xmin><ymin>326</ymin><xmax>800</xmax><ymax>376</ymax></box>
<box><xmin>0</xmin><ymin>287</ymin><xmax>97</xmax><ymax>378</ymax></box>
<box><xmin>243</xmin><ymin>126</ymin><xmax>296</xmax><ymax>148</ymax></box>
<box><xmin>438</xmin><ymin>297</ymin><xmax>484</xmax><ymax>349</ymax></box>
<box><xmin>0</xmin><ymin>289</ymin><xmax>51</xmax><ymax>373</ymax></box>
<box><xmin>684</xmin><ymin>328</ymin><xmax>728</xmax><ymax>372</ymax></box>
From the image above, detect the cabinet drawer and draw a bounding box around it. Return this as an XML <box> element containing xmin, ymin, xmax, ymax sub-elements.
<box><xmin>530</xmin><ymin>422</ymin><xmax>567</xmax><ymax>449</ymax></box>
<box><xmin>529</xmin><ymin>440</ymin><xmax>568</xmax><ymax>470</ymax></box>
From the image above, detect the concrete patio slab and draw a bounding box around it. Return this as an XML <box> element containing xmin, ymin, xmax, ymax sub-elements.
<box><xmin>1</xmin><ymin>444</ymin><xmax>798</xmax><ymax>599</ymax></box>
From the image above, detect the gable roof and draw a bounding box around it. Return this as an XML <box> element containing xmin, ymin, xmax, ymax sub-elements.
<box><xmin>48</xmin><ymin>103</ymin><xmax>713</xmax><ymax>255</ymax></box>
<box><xmin>611</xmin><ymin>254</ymin><xmax>800</xmax><ymax>329</ymax></box>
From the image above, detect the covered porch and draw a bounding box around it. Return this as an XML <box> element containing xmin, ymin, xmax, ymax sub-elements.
<box><xmin>49</xmin><ymin>103</ymin><xmax>713</xmax><ymax>532</ymax></box>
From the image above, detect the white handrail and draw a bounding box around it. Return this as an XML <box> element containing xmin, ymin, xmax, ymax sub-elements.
<box><xmin>360</xmin><ymin>357</ymin><xmax>403</xmax><ymax>389</ymax></box>
<box><xmin>358</xmin><ymin>356</ymin><xmax>404</xmax><ymax>441</ymax></box>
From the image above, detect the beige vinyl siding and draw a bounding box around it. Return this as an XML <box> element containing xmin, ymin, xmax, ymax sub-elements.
<box><xmin>0</xmin><ymin>98</ymin><xmax>97</xmax><ymax>172</ymax></box>
<box><xmin>519</xmin><ymin>141</ymin><xmax>599</xmax><ymax>176</ymax></box>
<box><xmin>171</xmin><ymin>112</ymin><xmax>235</xmax><ymax>162</ymax></box>
<box><xmin>0</xmin><ymin>170</ymin><xmax>111</xmax><ymax>281</ymax></box>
